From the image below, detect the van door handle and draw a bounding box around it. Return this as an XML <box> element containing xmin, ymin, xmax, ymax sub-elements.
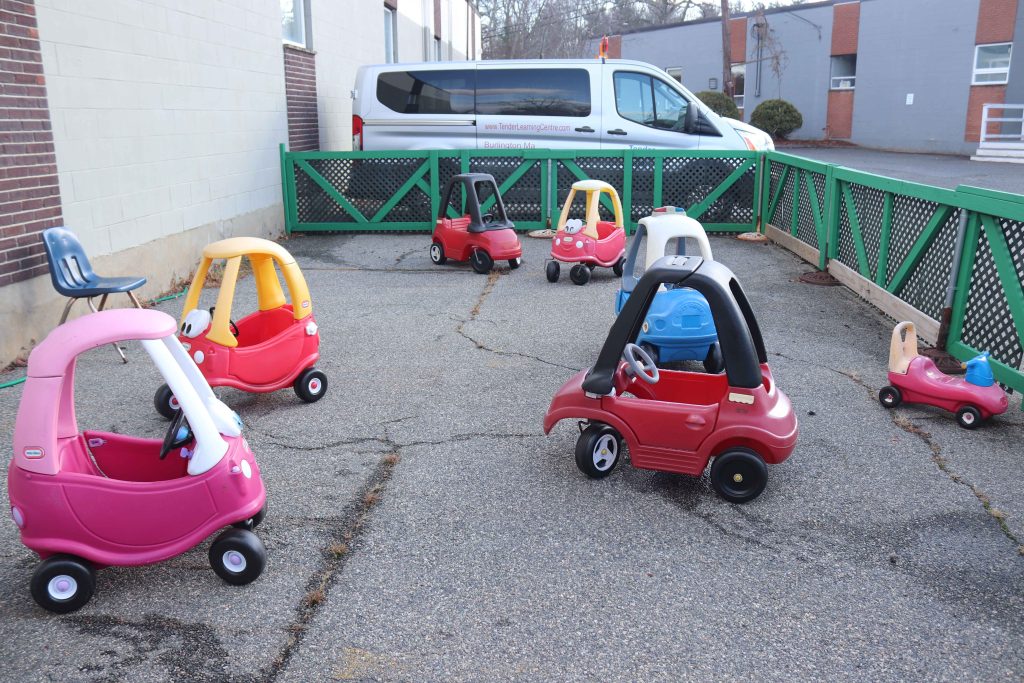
<box><xmin>574</xmin><ymin>126</ymin><xmax>595</xmax><ymax>133</ymax></box>
<box><xmin>607</xmin><ymin>129</ymin><xmax>628</xmax><ymax>135</ymax></box>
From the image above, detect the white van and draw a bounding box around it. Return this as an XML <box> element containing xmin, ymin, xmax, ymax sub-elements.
<box><xmin>351</xmin><ymin>59</ymin><xmax>773</xmax><ymax>152</ymax></box>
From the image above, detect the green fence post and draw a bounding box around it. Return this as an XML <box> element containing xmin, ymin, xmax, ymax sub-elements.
<box><xmin>653</xmin><ymin>156</ymin><xmax>663</xmax><ymax>209</ymax></box>
<box><xmin>790</xmin><ymin>168</ymin><xmax>800</xmax><ymax>237</ymax></box>
<box><xmin>429</xmin><ymin>151</ymin><xmax>439</xmax><ymax>225</ymax></box>
<box><xmin>623</xmin><ymin>150</ymin><xmax>634</xmax><ymax>233</ymax></box>
<box><xmin>875</xmin><ymin>191</ymin><xmax>894</xmax><ymax>286</ymax></box>
<box><xmin>822</xmin><ymin>164</ymin><xmax>837</xmax><ymax>269</ymax></box>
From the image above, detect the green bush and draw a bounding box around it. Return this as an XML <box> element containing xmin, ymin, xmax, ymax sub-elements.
<box><xmin>750</xmin><ymin>99</ymin><xmax>803</xmax><ymax>139</ymax></box>
<box><xmin>695</xmin><ymin>90</ymin><xmax>740</xmax><ymax>119</ymax></box>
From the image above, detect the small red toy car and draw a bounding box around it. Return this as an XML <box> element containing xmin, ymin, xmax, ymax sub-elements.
<box><xmin>879</xmin><ymin>321</ymin><xmax>1008</xmax><ymax>428</ymax></box>
<box><xmin>430</xmin><ymin>173</ymin><xmax>522</xmax><ymax>274</ymax></box>
<box><xmin>544</xmin><ymin>255</ymin><xmax>798</xmax><ymax>503</ymax></box>
<box><xmin>545</xmin><ymin>179</ymin><xmax>626</xmax><ymax>286</ymax></box>
<box><xmin>154</xmin><ymin>237</ymin><xmax>325</xmax><ymax>418</ymax></box>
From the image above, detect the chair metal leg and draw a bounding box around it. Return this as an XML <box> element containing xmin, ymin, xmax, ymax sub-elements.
<box><xmin>97</xmin><ymin>293</ymin><xmax>109</xmax><ymax>311</ymax></box>
<box><xmin>58</xmin><ymin>298</ymin><xmax>76</xmax><ymax>324</ymax></box>
<box><xmin>87</xmin><ymin>297</ymin><xmax>128</xmax><ymax>363</ymax></box>
<box><xmin>127</xmin><ymin>291</ymin><xmax>144</xmax><ymax>308</ymax></box>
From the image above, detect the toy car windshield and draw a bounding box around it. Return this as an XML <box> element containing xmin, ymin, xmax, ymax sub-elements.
<box><xmin>439</xmin><ymin>173</ymin><xmax>515</xmax><ymax>233</ymax></box>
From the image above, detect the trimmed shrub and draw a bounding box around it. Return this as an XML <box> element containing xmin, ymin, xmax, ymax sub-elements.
<box><xmin>695</xmin><ymin>90</ymin><xmax>740</xmax><ymax>119</ymax></box>
<box><xmin>750</xmin><ymin>99</ymin><xmax>803</xmax><ymax>139</ymax></box>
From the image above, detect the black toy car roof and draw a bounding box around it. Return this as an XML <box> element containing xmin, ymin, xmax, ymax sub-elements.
<box><xmin>439</xmin><ymin>173</ymin><xmax>516</xmax><ymax>233</ymax></box>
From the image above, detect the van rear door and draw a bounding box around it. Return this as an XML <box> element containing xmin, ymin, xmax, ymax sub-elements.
<box><xmin>602</xmin><ymin>68</ymin><xmax>701</xmax><ymax>150</ymax></box>
<box><xmin>366</xmin><ymin>68</ymin><xmax>476</xmax><ymax>150</ymax></box>
<box><xmin>475</xmin><ymin>66</ymin><xmax>602</xmax><ymax>150</ymax></box>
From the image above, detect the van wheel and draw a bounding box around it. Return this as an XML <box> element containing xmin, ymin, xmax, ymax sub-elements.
<box><xmin>470</xmin><ymin>250</ymin><xmax>493</xmax><ymax>274</ymax></box>
<box><xmin>429</xmin><ymin>242</ymin><xmax>446</xmax><ymax>265</ymax></box>
<box><xmin>545</xmin><ymin>261</ymin><xmax>560</xmax><ymax>283</ymax></box>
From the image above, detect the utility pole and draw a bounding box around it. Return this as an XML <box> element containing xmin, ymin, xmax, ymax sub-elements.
<box><xmin>720</xmin><ymin>0</ymin><xmax>733</xmax><ymax>97</ymax></box>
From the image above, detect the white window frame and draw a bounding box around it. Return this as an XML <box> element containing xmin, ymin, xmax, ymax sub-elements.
<box><xmin>731</xmin><ymin>63</ymin><xmax>745</xmax><ymax>109</ymax></box>
<box><xmin>972</xmin><ymin>42</ymin><xmax>1012</xmax><ymax>85</ymax></box>
<box><xmin>384</xmin><ymin>6</ymin><xmax>397</xmax><ymax>63</ymax></box>
<box><xmin>666</xmin><ymin>67</ymin><xmax>683</xmax><ymax>83</ymax></box>
<box><xmin>282</xmin><ymin>0</ymin><xmax>311</xmax><ymax>49</ymax></box>
<box><xmin>830</xmin><ymin>55</ymin><xmax>856</xmax><ymax>90</ymax></box>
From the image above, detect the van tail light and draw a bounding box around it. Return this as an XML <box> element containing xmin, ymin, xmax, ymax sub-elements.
<box><xmin>352</xmin><ymin>115</ymin><xmax>363</xmax><ymax>150</ymax></box>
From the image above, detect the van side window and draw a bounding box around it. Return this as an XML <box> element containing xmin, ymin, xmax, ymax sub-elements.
<box><xmin>476</xmin><ymin>69</ymin><xmax>590</xmax><ymax>117</ymax></box>
<box><xmin>614</xmin><ymin>71</ymin><xmax>690</xmax><ymax>131</ymax></box>
<box><xmin>377</xmin><ymin>70</ymin><xmax>475</xmax><ymax>114</ymax></box>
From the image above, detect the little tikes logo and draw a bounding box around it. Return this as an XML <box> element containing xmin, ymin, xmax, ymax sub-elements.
<box><xmin>23</xmin><ymin>447</ymin><xmax>44</xmax><ymax>459</ymax></box>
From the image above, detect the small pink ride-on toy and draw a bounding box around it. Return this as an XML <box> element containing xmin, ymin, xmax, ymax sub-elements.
<box><xmin>546</xmin><ymin>179</ymin><xmax>626</xmax><ymax>286</ymax></box>
<box><xmin>8</xmin><ymin>308</ymin><xmax>267</xmax><ymax>613</ymax></box>
<box><xmin>879</xmin><ymin>321</ymin><xmax>1008</xmax><ymax>429</ymax></box>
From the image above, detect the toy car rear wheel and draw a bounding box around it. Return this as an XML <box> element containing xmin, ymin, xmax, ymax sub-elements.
<box><xmin>154</xmin><ymin>383</ymin><xmax>180</xmax><ymax>420</ymax></box>
<box><xmin>31</xmin><ymin>555</ymin><xmax>96</xmax><ymax>613</ymax></box>
<box><xmin>508</xmin><ymin>257</ymin><xmax>522</xmax><ymax>270</ymax></box>
<box><xmin>233</xmin><ymin>504</ymin><xmax>267</xmax><ymax>531</ymax></box>
<box><xmin>710</xmin><ymin>448</ymin><xmax>768</xmax><ymax>504</ymax></box>
<box><xmin>545</xmin><ymin>261</ymin><xmax>560</xmax><ymax>283</ymax></box>
<box><xmin>569</xmin><ymin>264</ymin><xmax>591</xmax><ymax>286</ymax></box>
<box><xmin>294</xmin><ymin>368</ymin><xmax>328</xmax><ymax>403</ymax></box>
<box><xmin>209</xmin><ymin>528</ymin><xmax>266</xmax><ymax>586</ymax></box>
<box><xmin>956</xmin><ymin>405</ymin><xmax>982</xmax><ymax>429</ymax></box>
<box><xmin>613</xmin><ymin>257</ymin><xmax>625</xmax><ymax>277</ymax></box>
<box><xmin>470</xmin><ymin>249</ymin><xmax>493</xmax><ymax>274</ymax></box>
<box><xmin>575</xmin><ymin>423</ymin><xmax>622</xmax><ymax>479</ymax></box>
<box><xmin>703</xmin><ymin>342</ymin><xmax>724</xmax><ymax>374</ymax></box>
<box><xmin>878</xmin><ymin>386</ymin><xmax>902</xmax><ymax>408</ymax></box>
<box><xmin>429</xmin><ymin>242</ymin><xmax>446</xmax><ymax>265</ymax></box>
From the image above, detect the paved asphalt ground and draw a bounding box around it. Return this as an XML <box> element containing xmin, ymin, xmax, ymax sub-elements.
<box><xmin>0</xmin><ymin>233</ymin><xmax>1022</xmax><ymax>682</ymax></box>
<box><xmin>782</xmin><ymin>146</ymin><xmax>1024</xmax><ymax>194</ymax></box>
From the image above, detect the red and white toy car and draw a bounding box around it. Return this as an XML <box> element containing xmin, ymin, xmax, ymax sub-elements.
<box><xmin>544</xmin><ymin>255</ymin><xmax>798</xmax><ymax>503</ymax></box>
<box><xmin>430</xmin><ymin>173</ymin><xmax>522</xmax><ymax>274</ymax></box>
<box><xmin>545</xmin><ymin>179</ymin><xmax>626</xmax><ymax>286</ymax></box>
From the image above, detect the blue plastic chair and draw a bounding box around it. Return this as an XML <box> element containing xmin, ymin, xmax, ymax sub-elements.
<box><xmin>42</xmin><ymin>227</ymin><xmax>147</xmax><ymax>362</ymax></box>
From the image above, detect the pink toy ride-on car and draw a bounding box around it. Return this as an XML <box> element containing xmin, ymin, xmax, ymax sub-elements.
<box><xmin>879</xmin><ymin>321</ymin><xmax>1008</xmax><ymax>429</ymax></box>
<box><xmin>546</xmin><ymin>179</ymin><xmax>626</xmax><ymax>286</ymax></box>
<box><xmin>8</xmin><ymin>309</ymin><xmax>267</xmax><ymax>613</ymax></box>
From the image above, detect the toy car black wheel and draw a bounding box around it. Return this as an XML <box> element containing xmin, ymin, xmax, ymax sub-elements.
<box><xmin>429</xmin><ymin>242</ymin><xmax>446</xmax><ymax>265</ymax></box>
<box><xmin>613</xmin><ymin>257</ymin><xmax>625</xmax><ymax>277</ymax></box>
<box><xmin>956</xmin><ymin>405</ymin><xmax>982</xmax><ymax>429</ymax></box>
<box><xmin>545</xmin><ymin>260</ymin><xmax>560</xmax><ymax>283</ymax></box>
<box><xmin>294</xmin><ymin>368</ymin><xmax>328</xmax><ymax>403</ymax></box>
<box><xmin>209</xmin><ymin>528</ymin><xmax>266</xmax><ymax>586</ymax></box>
<box><xmin>508</xmin><ymin>257</ymin><xmax>522</xmax><ymax>269</ymax></box>
<box><xmin>586</xmin><ymin>263</ymin><xmax>596</xmax><ymax>271</ymax></box>
<box><xmin>710</xmin><ymin>448</ymin><xmax>768</xmax><ymax>504</ymax></box>
<box><xmin>878</xmin><ymin>386</ymin><xmax>902</xmax><ymax>408</ymax></box>
<box><xmin>233</xmin><ymin>504</ymin><xmax>266</xmax><ymax>531</ymax></box>
<box><xmin>640</xmin><ymin>342</ymin><xmax>660</xmax><ymax>367</ymax></box>
<box><xmin>575</xmin><ymin>423</ymin><xmax>622</xmax><ymax>479</ymax></box>
<box><xmin>154</xmin><ymin>383</ymin><xmax>180</xmax><ymax>420</ymax></box>
<box><xmin>569</xmin><ymin>264</ymin><xmax>591</xmax><ymax>286</ymax></box>
<box><xmin>31</xmin><ymin>555</ymin><xmax>96</xmax><ymax>614</ymax></box>
<box><xmin>703</xmin><ymin>342</ymin><xmax>724</xmax><ymax>374</ymax></box>
<box><xmin>470</xmin><ymin>249</ymin><xmax>493</xmax><ymax>274</ymax></box>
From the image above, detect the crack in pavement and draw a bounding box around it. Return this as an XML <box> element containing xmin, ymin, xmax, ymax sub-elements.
<box><xmin>772</xmin><ymin>350</ymin><xmax>1022</xmax><ymax>551</ymax></box>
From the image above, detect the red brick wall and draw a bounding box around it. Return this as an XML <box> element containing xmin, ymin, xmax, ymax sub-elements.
<box><xmin>975</xmin><ymin>0</ymin><xmax>1017</xmax><ymax>43</ymax></box>
<box><xmin>831</xmin><ymin>1</ymin><xmax>860</xmax><ymax>55</ymax></box>
<box><xmin>965</xmin><ymin>84</ymin><xmax>1006</xmax><ymax>142</ymax></box>
<box><xmin>0</xmin><ymin>0</ymin><xmax>62</xmax><ymax>288</ymax></box>
<box><xmin>605</xmin><ymin>35</ymin><xmax>622</xmax><ymax>59</ymax></box>
<box><xmin>827</xmin><ymin>90</ymin><xmax>855</xmax><ymax>139</ymax></box>
<box><xmin>283</xmin><ymin>45</ymin><xmax>319</xmax><ymax>152</ymax></box>
<box><xmin>730</xmin><ymin>17</ymin><xmax>747</xmax><ymax>63</ymax></box>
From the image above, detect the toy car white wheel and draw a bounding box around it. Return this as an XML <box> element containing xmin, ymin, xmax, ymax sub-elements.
<box><xmin>545</xmin><ymin>261</ymin><xmax>560</xmax><ymax>283</ymax></box>
<box><xmin>429</xmin><ymin>242</ymin><xmax>446</xmax><ymax>265</ymax></box>
<box><xmin>209</xmin><ymin>529</ymin><xmax>266</xmax><ymax>586</ymax></box>
<box><xmin>711</xmin><ymin>448</ymin><xmax>768</xmax><ymax>504</ymax></box>
<box><xmin>30</xmin><ymin>555</ymin><xmax>95</xmax><ymax>613</ymax></box>
<box><xmin>508</xmin><ymin>257</ymin><xmax>521</xmax><ymax>270</ymax></box>
<box><xmin>569</xmin><ymin>264</ymin><xmax>591</xmax><ymax>286</ymax></box>
<box><xmin>613</xmin><ymin>257</ymin><xmax>625</xmax><ymax>277</ymax></box>
<box><xmin>470</xmin><ymin>249</ymin><xmax>493</xmax><ymax>274</ymax></box>
<box><xmin>878</xmin><ymin>386</ymin><xmax>902</xmax><ymax>408</ymax></box>
<box><xmin>703</xmin><ymin>342</ymin><xmax>724</xmax><ymax>374</ymax></box>
<box><xmin>575</xmin><ymin>424</ymin><xmax>622</xmax><ymax>479</ymax></box>
<box><xmin>956</xmin><ymin>405</ymin><xmax>982</xmax><ymax>430</ymax></box>
<box><xmin>154</xmin><ymin>383</ymin><xmax>180</xmax><ymax>420</ymax></box>
<box><xmin>294</xmin><ymin>368</ymin><xmax>328</xmax><ymax>403</ymax></box>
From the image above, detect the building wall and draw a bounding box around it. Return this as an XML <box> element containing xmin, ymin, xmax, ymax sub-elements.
<box><xmin>855</xmin><ymin>0</ymin><xmax>980</xmax><ymax>153</ymax></box>
<box><xmin>1004</xmin><ymin>0</ymin><xmax>1024</xmax><ymax>104</ymax></box>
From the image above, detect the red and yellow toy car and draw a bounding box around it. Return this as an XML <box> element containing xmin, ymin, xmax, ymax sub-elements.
<box><xmin>154</xmin><ymin>237</ymin><xmax>326</xmax><ymax>418</ymax></box>
<box><xmin>545</xmin><ymin>179</ymin><xmax>626</xmax><ymax>286</ymax></box>
<box><xmin>430</xmin><ymin>173</ymin><xmax>522</xmax><ymax>274</ymax></box>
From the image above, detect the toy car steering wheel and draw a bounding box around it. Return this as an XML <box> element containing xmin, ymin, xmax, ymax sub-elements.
<box><xmin>623</xmin><ymin>343</ymin><xmax>659</xmax><ymax>384</ymax></box>
<box><xmin>208</xmin><ymin>306</ymin><xmax>239</xmax><ymax>337</ymax></box>
<box><xmin>159</xmin><ymin>408</ymin><xmax>194</xmax><ymax>459</ymax></box>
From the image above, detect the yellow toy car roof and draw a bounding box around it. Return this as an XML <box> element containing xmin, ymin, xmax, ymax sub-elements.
<box><xmin>201</xmin><ymin>237</ymin><xmax>298</xmax><ymax>264</ymax></box>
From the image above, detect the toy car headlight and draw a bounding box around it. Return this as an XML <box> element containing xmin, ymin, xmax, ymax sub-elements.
<box><xmin>181</xmin><ymin>309</ymin><xmax>212</xmax><ymax>338</ymax></box>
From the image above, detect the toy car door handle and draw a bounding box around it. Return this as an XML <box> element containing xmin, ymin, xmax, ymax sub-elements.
<box><xmin>684</xmin><ymin>415</ymin><xmax>706</xmax><ymax>427</ymax></box>
<box><xmin>607</xmin><ymin>129</ymin><xmax>628</xmax><ymax>135</ymax></box>
<box><xmin>575</xmin><ymin>126</ymin><xmax>595</xmax><ymax>133</ymax></box>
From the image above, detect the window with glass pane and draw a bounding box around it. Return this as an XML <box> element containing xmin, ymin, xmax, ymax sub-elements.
<box><xmin>731</xmin><ymin>64</ymin><xmax>745</xmax><ymax>108</ymax></box>
<box><xmin>377</xmin><ymin>70</ymin><xmax>475</xmax><ymax>114</ymax></box>
<box><xmin>384</xmin><ymin>8</ymin><xmax>396</xmax><ymax>63</ymax></box>
<box><xmin>973</xmin><ymin>43</ymin><xmax>1011</xmax><ymax>84</ymax></box>
<box><xmin>652</xmin><ymin>78</ymin><xmax>688</xmax><ymax>130</ymax></box>
<box><xmin>666</xmin><ymin>67</ymin><xmax>683</xmax><ymax>83</ymax></box>
<box><xmin>282</xmin><ymin>0</ymin><xmax>306</xmax><ymax>46</ymax></box>
<box><xmin>614</xmin><ymin>72</ymin><xmax>654</xmax><ymax>125</ymax></box>
<box><xmin>476</xmin><ymin>69</ymin><xmax>590</xmax><ymax>116</ymax></box>
<box><xmin>830</xmin><ymin>55</ymin><xmax>856</xmax><ymax>89</ymax></box>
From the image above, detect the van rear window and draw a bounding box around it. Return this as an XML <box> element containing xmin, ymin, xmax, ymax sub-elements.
<box><xmin>476</xmin><ymin>69</ymin><xmax>590</xmax><ymax>117</ymax></box>
<box><xmin>377</xmin><ymin>70</ymin><xmax>475</xmax><ymax>115</ymax></box>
